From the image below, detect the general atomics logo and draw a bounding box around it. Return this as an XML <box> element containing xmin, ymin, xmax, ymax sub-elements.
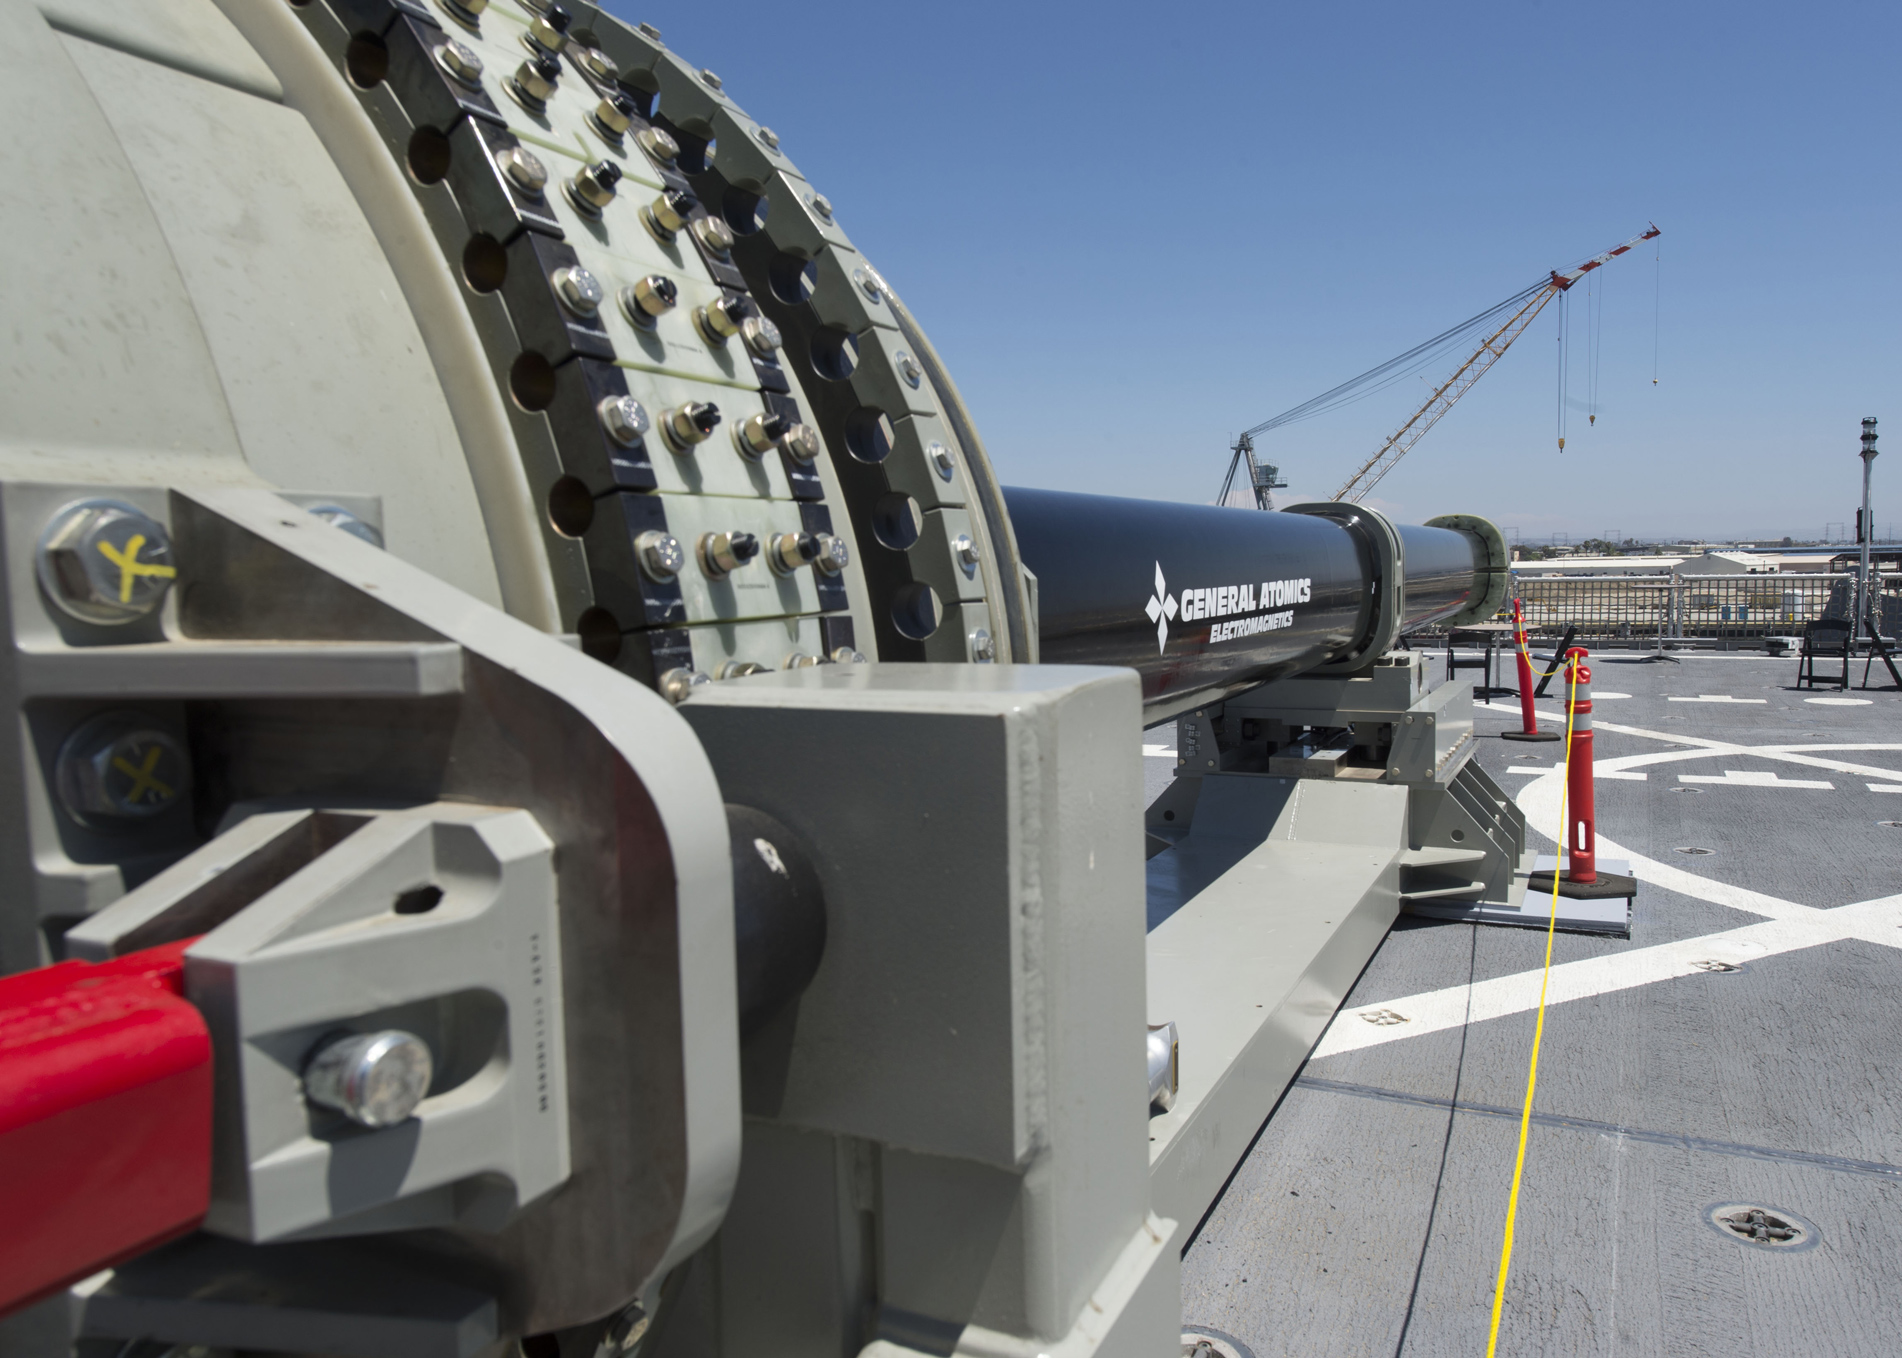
<box><xmin>1145</xmin><ymin>563</ymin><xmax>1311</xmax><ymax>655</ymax></box>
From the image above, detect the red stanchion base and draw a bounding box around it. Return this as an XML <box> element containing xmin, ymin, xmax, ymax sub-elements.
<box><xmin>1501</xmin><ymin>730</ymin><xmax>1563</xmax><ymax>743</ymax></box>
<box><xmin>1527</xmin><ymin>869</ymin><xmax>1636</xmax><ymax>900</ymax></box>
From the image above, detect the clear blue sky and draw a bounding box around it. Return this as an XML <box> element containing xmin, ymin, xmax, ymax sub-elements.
<box><xmin>609</xmin><ymin>0</ymin><xmax>1897</xmax><ymax>542</ymax></box>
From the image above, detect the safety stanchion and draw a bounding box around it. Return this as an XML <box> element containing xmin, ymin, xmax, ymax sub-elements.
<box><xmin>1562</xmin><ymin>647</ymin><xmax>1595</xmax><ymax>883</ymax></box>
<box><xmin>1501</xmin><ymin>599</ymin><xmax>1560</xmax><ymax>743</ymax></box>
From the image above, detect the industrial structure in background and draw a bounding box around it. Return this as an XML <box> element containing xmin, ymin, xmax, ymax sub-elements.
<box><xmin>1218</xmin><ymin>226</ymin><xmax>1661</xmax><ymax>509</ymax></box>
<box><xmin>0</xmin><ymin>3</ymin><xmax>1537</xmax><ymax>1356</ymax></box>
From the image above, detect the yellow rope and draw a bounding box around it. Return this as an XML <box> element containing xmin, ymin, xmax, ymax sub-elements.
<box><xmin>1484</xmin><ymin>660</ymin><xmax>1577</xmax><ymax>1356</ymax></box>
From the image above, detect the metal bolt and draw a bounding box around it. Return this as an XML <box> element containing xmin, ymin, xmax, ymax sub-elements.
<box><xmin>590</xmin><ymin>92</ymin><xmax>635</xmax><ymax>140</ymax></box>
<box><xmin>495</xmin><ymin>143</ymin><xmax>548</xmax><ymax>195</ymax></box>
<box><xmin>694</xmin><ymin>292</ymin><xmax>751</xmax><ymax>344</ymax></box>
<box><xmin>524</xmin><ymin>3</ymin><xmax>570</xmax><ymax>54</ymax></box>
<box><xmin>518</xmin><ymin>0</ymin><xmax>549</xmax><ymax>10</ymax></box>
<box><xmin>306</xmin><ymin>504</ymin><xmax>385</xmax><ymax>547</ymax></box>
<box><xmin>577</xmin><ymin>45</ymin><xmax>618</xmax><ymax>82</ymax></box>
<box><xmin>927</xmin><ymin>441</ymin><xmax>955</xmax><ymax>482</ymax></box>
<box><xmin>768</xmin><ymin>531</ymin><xmax>819</xmax><ymax>574</ymax></box>
<box><xmin>698</xmin><ymin>530</ymin><xmax>759</xmax><ymax>578</ymax></box>
<box><xmin>507</xmin><ymin>54</ymin><xmax>560</xmax><ymax>111</ymax></box>
<box><xmin>303</xmin><ymin>1030</ymin><xmax>433</xmax><ymax>1128</ymax></box>
<box><xmin>894</xmin><ymin>349</ymin><xmax>923</xmax><ymax>388</ymax></box>
<box><xmin>756</xmin><ymin>126</ymin><xmax>780</xmax><ymax>150</ymax></box>
<box><xmin>740</xmin><ymin>314</ymin><xmax>782</xmax><ymax>358</ymax></box>
<box><xmin>658</xmin><ymin>667</ymin><xmax>709</xmax><ymax>704</ymax></box>
<box><xmin>831</xmin><ymin>646</ymin><xmax>868</xmax><ymax>664</ymax></box>
<box><xmin>700</xmin><ymin>67</ymin><xmax>722</xmax><ymax>89</ymax></box>
<box><xmin>661</xmin><ymin>401</ymin><xmax>721</xmax><ymax>451</ymax></box>
<box><xmin>690</xmin><ymin>215</ymin><xmax>736</xmax><ymax>257</ymax></box>
<box><xmin>715</xmin><ymin>660</ymin><xmax>768</xmax><ymax>680</ymax></box>
<box><xmin>440</xmin><ymin>0</ymin><xmax>488</xmax><ymax>20</ymax></box>
<box><xmin>808</xmin><ymin>192</ymin><xmax>833</xmax><ymax>221</ymax></box>
<box><xmin>780</xmin><ymin>422</ymin><xmax>821</xmax><ymax>464</ymax></box>
<box><xmin>603</xmin><ymin>1303</ymin><xmax>651</xmax><ymax>1354</ymax></box>
<box><xmin>551</xmin><ymin>264</ymin><xmax>603</xmax><ymax>316</ymax></box>
<box><xmin>37</xmin><ymin>498</ymin><xmax>177</xmax><ymax>625</ymax></box>
<box><xmin>781</xmin><ymin>651</ymin><xmax>821</xmax><ymax>669</ymax></box>
<box><xmin>635</xmin><ymin>126</ymin><xmax>678</xmax><ymax>165</ymax></box>
<box><xmin>598</xmin><ymin>395</ymin><xmax>650</xmax><ymax>446</ymax></box>
<box><xmin>852</xmin><ymin>265</ymin><xmax>883</xmax><ymax>302</ymax></box>
<box><xmin>637</xmin><ymin>21</ymin><xmax>661</xmax><ymax>40</ymax></box>
<box><xmin>620</xmin><ymin>274</ymin><xmax>677</xmax><ymax>325</ymax></box>
<box><xmin>565</xmin><ymin>161</ymin><xmax>621</xmax><ymax>217</ymax></box>
<box><xmin>434</xmin><ymin>40</ymin><xmax>484</xmax><ymax>87</ymax></box>
<box><xmin>641</xmin><ymin>187</ymin><xmax>696</xmax><ymax>241</ymax></box>
<box><xmin>952</xmin><ymin>533</ymin><xmax>979</xmax><ymax>577</ymax></box>
<box><xmin>969</xmin><ymin>627</ymin><xmax>996</xmax><ymax>663</ymax></box>
<box><xmin>634</xmin><ymin>529</ymin><xmax>684</xmax><ymax>580</ymax></box>
<box><xmin>812</xmin><ymin>533</ymin><xmax>849</xmax><ymax>576</ymax></box>
<box><xmin>55</xmin><ymin>712</ymin><xmax>190</xmax><ymax>824</ymax></box>
<box><xmin>735</xmin><ymin>410</ymin><xmax>789</xmax><ymax>459</ymax></box>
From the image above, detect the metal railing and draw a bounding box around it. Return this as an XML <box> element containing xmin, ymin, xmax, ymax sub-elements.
<box><xmin>1411</xmin><ymin>571</ymin><xmax>1902</xmax><ymax>646</ymax></box>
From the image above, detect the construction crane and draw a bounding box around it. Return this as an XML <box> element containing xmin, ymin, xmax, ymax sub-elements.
<box><xmin>1218</xmin><ymin>225</ymin><xmax>1660</xmax><ymax>508</ymax></box>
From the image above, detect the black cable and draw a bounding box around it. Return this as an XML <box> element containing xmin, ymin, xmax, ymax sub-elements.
<box><xmin>1391</xmin><ymin>921</ymin><xmax>1479</xmax><ymax>1358</ymax></box>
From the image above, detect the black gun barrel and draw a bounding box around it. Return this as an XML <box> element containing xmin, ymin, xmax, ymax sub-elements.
<box><xmin>1004</xmin><ymin>488</ymin><xmax>1504</xmax><ymax>716</ymax></box>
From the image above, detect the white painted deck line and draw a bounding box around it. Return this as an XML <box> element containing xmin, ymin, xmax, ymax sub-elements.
<box><xmin>1668</xmin><ymin>695</ymin><xmax>1767</xmax><ymax>703</ymax></box>
<box><xmin>1871</xmin><ymin>784</ymin><xmax>1902</xmax><ymax>794</ymax></box>
<box><xmin>1677</xmin><ymin>770</ymin><xmax>1834</xmax><ymax>789</ymax></box>
<box><xmin>1142</xmin><ymin>744</ymin><xmax>1177</xmax><ymax>758</ymax></box>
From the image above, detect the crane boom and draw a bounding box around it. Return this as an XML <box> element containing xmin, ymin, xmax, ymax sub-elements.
<box><xmin>1332</xmin><ymin>223</ymin><xmax>1659</xmax><ymax>503</ymax></box>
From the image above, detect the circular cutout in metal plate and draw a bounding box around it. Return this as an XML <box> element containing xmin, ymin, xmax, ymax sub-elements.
<box><xmin>1704</xmin><ymin>1202</ymin><xmax>1819</xmax><ymax>1252</ymax></box>
<box><xmin>1183</xmin><ymin>1326</ymin><xmax>1258</xmax><ymax>1358</ymax></box>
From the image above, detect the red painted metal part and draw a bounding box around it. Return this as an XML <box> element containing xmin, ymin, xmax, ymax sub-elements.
<box><xmin>1563</xmin><ymin>649</ymin><xmax>1596</xmax><ymax>884</ymax></box>
<box><xmin>0</xmin><ymin>939</ymin><xmax>210</xmax><ymax>1319</ymax></box>
<box><xmin>1512</xmin><ymin>599</ymin><xmax>1542</xmax><ymax>736</ymax></box>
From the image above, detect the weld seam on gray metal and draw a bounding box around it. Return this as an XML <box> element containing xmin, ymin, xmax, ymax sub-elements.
<box><xmin>1294</xmin><ymin>1076</ymin><xmax>1902</xmax><ymax>1181</ymax></box>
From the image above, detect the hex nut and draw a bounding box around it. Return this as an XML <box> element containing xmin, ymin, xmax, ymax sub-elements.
<box><xmin>435</xmin><ymin>40</ymin><xmax>484</xmax><ymax>87</ymax></box>
<box><xmin>661</xmin><ymin>401</ymin><xmax>721</xmax><ymax>452</ymax></box>
<box><xmin>507</xmin><ymin>55</ymin><xmax>560</xmax><ymax>110</ymax></box>
<box><xmin>780</xmin><ymin>422</ymin><xmax>821</xmax><ymax>464</ymax></box>
<box><xmin>715</xmin><ymin>660</ymin><xmax>768</xmax><ymax>680</ymax></box>
<box><xmin>808</xmin><ymin>192</ymin><xmax>833</xmax><ymax>221</ymax></box>
<box><xmin>577</xmin><ymin>44</ymin><xmax>617</xmax><ymax>81</ymax></box>
<box><xmin>598</xmin><ymin>395</ymin><xmax>651</xmax><ymax>446</ymax></box>
<box><xmin>894</xmin><ymin>349</ymin><xmax>924</xmax><ymax>388</ymax></box>
<box><xmin>768</xmin><ymin>531</ymin><xmax>819</xmax><ymax>575</ymax></box>
<box><xmin>852</xmin><ymin>265</ymin><xmax>883</xmax><ymax>302</ymax></box>
<box><xmin>307</xmin><ymin>504</ymin><xmax>385</xmax><ymax>547</ymax></box>
<box><xmin>37</xmin><ymin>498</ymin><xmax>178</xmax><ymax>625</ymax></box>
<box><xmin>441</xmin><ymin>0</ymin><xmax>488</xmax><ymax>19</ymax></box>
<box><xmin>591</xmin><ymin>93</ymin><xmax>634</xmax><ymax>139</ymax></box>
<box><xmin>756</xmin><ymin>126</ymin><xmax>780</xmax><ymax>150</ymax></box>
<box><xmin>699</xmin><ymin>67</ymin><xmax>722</xmax><ymax>89</ymax></box>
<box><xmin>927</xmin><ymin>440</ymin><xmax>956</xmax><ymax>482</ymax></box>
<box><xmin>690</xmin><ymin>216</ymin><xmax>736</xmax><ymax>257</ymax></box>
<box><xmin>634</xmin><ymin>529</ymin><xmax>685</xmax><ymax>581</ymax></box>
<box><xmin>694</xmin><ymin>293</ymin><xmax>750</xmax><ymax>344</ymax></box>
<box><xmin>740</xmin><ymin>314</ymin><xmax>782</xmax><ymax>358</ymax></box>
<box><xmin>813</xmin><ymin>533</ymin><xmax>849</xmax><ymax>576</ymax></box>
<box><xmin>303</xmin><ymin>1030</ymin><xmax>433</xmax><ymax>1128</ymax></box>
<box><xmin>969</xmin><ymin>627</ymin><xmax>997</xmax><ymax>662</ymax></box>
<box><xmin>658</xmin><ymin>668</ymin><xmax>709</xmax><ymax>704</ymax></box>
<box><xmin>495</xmin><ymin>143</ymin><xmax>548</xmax><ymax>195</ymax></box>
<box><xmin>735</xmin><ymin>411</ymin><xmax>788</xmax><ymax>459</ymax></box>
<box><xmin>54</xmin><ymin>712</ymin><xmax>190</xmax><ymax>824</ymax></box>
<box><xmin>524</xmin><ymin>7</ymin><xmax>569</xmax><ymax>54</ymax></box>
<box><xmin>641</xmin><ymin>188</ymin><xmax>697</xmax><ymax>242</ymax></box>
<box><xmin>698</xmin><ymin>530</ymin><xmax>759</xmax><ymax>578</ymax></box>
<box><xmin>621</xmin><ymin>274</ymin><xmax>678</xmax><ymax>324</ymax></box>
<box><xmin>552</xmin><ymin>264</ymin><xmax>604</xmax><ymax>316</ymax></box>
<box><xmin>952</xmin><ymin>533</ymin><xmax>980</xmax><ymax>576</ymax></box>
<box><xmin>830</xmin><ymin>646</ymin><xmax>868</xmax><ymax>664</ymax></box>
<box><xmin>565</xmin><ymin>161</ymin><xmax>621</xmax><ymax>216</ymax></box>
<box><xmin>636</xmin><ymin>126</ymin><xmax>679</xmax><ymax>165</ymax></box>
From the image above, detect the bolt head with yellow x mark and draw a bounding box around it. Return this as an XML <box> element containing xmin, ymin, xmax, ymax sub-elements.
<box><xmin>37</xmin><ymin>499</ymin><xmax>178</xmax><ymax>626</ymax></box>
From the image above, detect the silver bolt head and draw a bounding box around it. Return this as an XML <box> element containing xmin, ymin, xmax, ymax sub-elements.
<box><xmin>813</xmin><ymin>533</ymin><xmax>849</xmax><ymax>576</ymax></box>
<box><xmin>808</xmin><ymin>192</ymin><xmax>833</xmax><ymax>221</ymax></box>
<box><xmin>852</xmin><ymin>265</ymin><xmax>883</xmax><ymax>302</ymax></box>
<box><xmin>566</xmin><ymin>164</ymin><xmax>620</xmax><ymax>215</ymax></box>
<box><xmin>526</xmin><ymin>13</ymin><xmax>568</xmax><ymax>52</ymax></box>
<box><xmin>736</xmin><ymin>411</ymin><xmax>780</xmax><ymax>458</ymax></box>
<box><xmin>38</xmin><ymin>499</ymin><xmax>177</xmax><ymax>625</ymax></box>
<box><xmin>644</xmin><ymin>190</ymin><xmax>693</xmax><ymax>238</ymax></box>
<box><xmin>830</xmin><ymin>646</ymin><xmax>868</xmax><ymax>664</ymax></box>
<box><xmin>553</xmin><ymin>264</ymin><xmax>604</xmax><ymax>316</ymax></box>
<box><xmin>634</xmin><ymin>529</ymin><xmax>684</xmax><ymax>580</ymax></box>
<box><xmin>304</xmin><ymin>1030</ymin><xmax>433</xmax><ymax>1128</ymax></box>
<box><xmin>952</xmin><ymin>533</ymin><xmax>979</xmax><ymax>573</ymax></box>
<box><xmin>592</xmin><ymin>95</ymin><xmax>632</xmax><ymax>137</ymax></box>
<box><xmin>637</xmin><ymin>21</ymin><xmax>661</xmax><ymax>39</ymax></box>
<box><xmin>435</xmin><ymin>40</ymin><xmax>484</xmax><ymax>87</ymax></box>
<box><xmin>894</xmin><ymin>349</ymin><xmax>923</xmax><ymax>388</ymax></box>
<box><xmin>622</xmin><ymin>274</ymin><xmax>678</xmax><ymax>323</ymax></box>
<box><xmin>781</xmin><ymin>651</ymin><xmax>821</xmax><ymax>669</ymax></box>
<box><xmin>756</xmin><ymin>125</ymin><xmax>780</xmax><ymax>150</ymax></box>
<box><xmin>55</xmin><ymin>713</ymin><xmax>190</xmax><ymax>823</ymax></box>
<box><xmin>307</xmin><ymin>504</ymin><xmax>385</xmax><ymax>547</ymax></box>
<box><xmin>741</xmin><ymin>314</ymin><xmax>782</xmax><ymax>357</ymax></box>
<box><xmin>780</xmin><ymin>422</ymin><xmax>821</xmax><ymax>464</ymax></box>
<box><xmin>636</xmin><ymin>126</ymin><xmax>679</xmax><ymax>164</ymax></box>
<box><xmin>598</xmin><ymin>395</ymin><xmax>651</xmax><ymax>446</ymax></box>
<box><xmin>662</xmin><ymin>401</ymin><xmax>720</xmax><ymax>451</ymax></box>
<box><xmin>698</xmin><ymin>530</ymin><xmax>757</xmax><ymax>577</ymax></box>
<box><xmin>510</xmin><ymin>58</ymin><xmax>557</xmax><ymax>106</ymax></box>
<box><xmin>659</xmin><ymin>668</ymin><xmax>710</xmax><ymax>703</ymax></box>
<box><xmin>700</xmin><ymin>67</ymin><xmax>723</xmax><ymax>89</ymax></box>
<box><xmin>578</xmin><ymin>45</ymin><xmax>618</xmax><ymax>81</ymax></box>
<box><xmin>715</xmin><ymin>659</ymin><xmax>768</xmax><ymax>680</ymax></box>
<box><xmin>496</xmin><ymin>143</ymin><xmax>548</xmax><ymax>195</ymax></box>
<box><xmin>690</xmin><ymin>215</ymin><xmax>736</xmax><ymax>257</ymax></box>
<box><xmin>927</xmin><ymin>440</ymin><xmax>955</xmax><ymax>482</ymax></box>
<box><xmin>969</xmin><ymin>627</ymin><xmax>996</xmax><ymax>662</ymax></box>
<box><xmin>769</xmin><ymin>531</ymin><xmax>818</xmax><ymax>574</ymax></box>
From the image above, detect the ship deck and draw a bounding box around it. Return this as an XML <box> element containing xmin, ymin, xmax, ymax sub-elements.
<box><xmin>1151</xmin><ymin>651</ymin><xmax>1902</xmax><ymax>1357</ymax></box>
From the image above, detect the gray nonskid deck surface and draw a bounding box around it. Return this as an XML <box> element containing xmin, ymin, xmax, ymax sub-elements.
<box><xmin>1169</xmin><ymin>654</ymin><xmax>1902</xmax><ymax>1356</ymax></box>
